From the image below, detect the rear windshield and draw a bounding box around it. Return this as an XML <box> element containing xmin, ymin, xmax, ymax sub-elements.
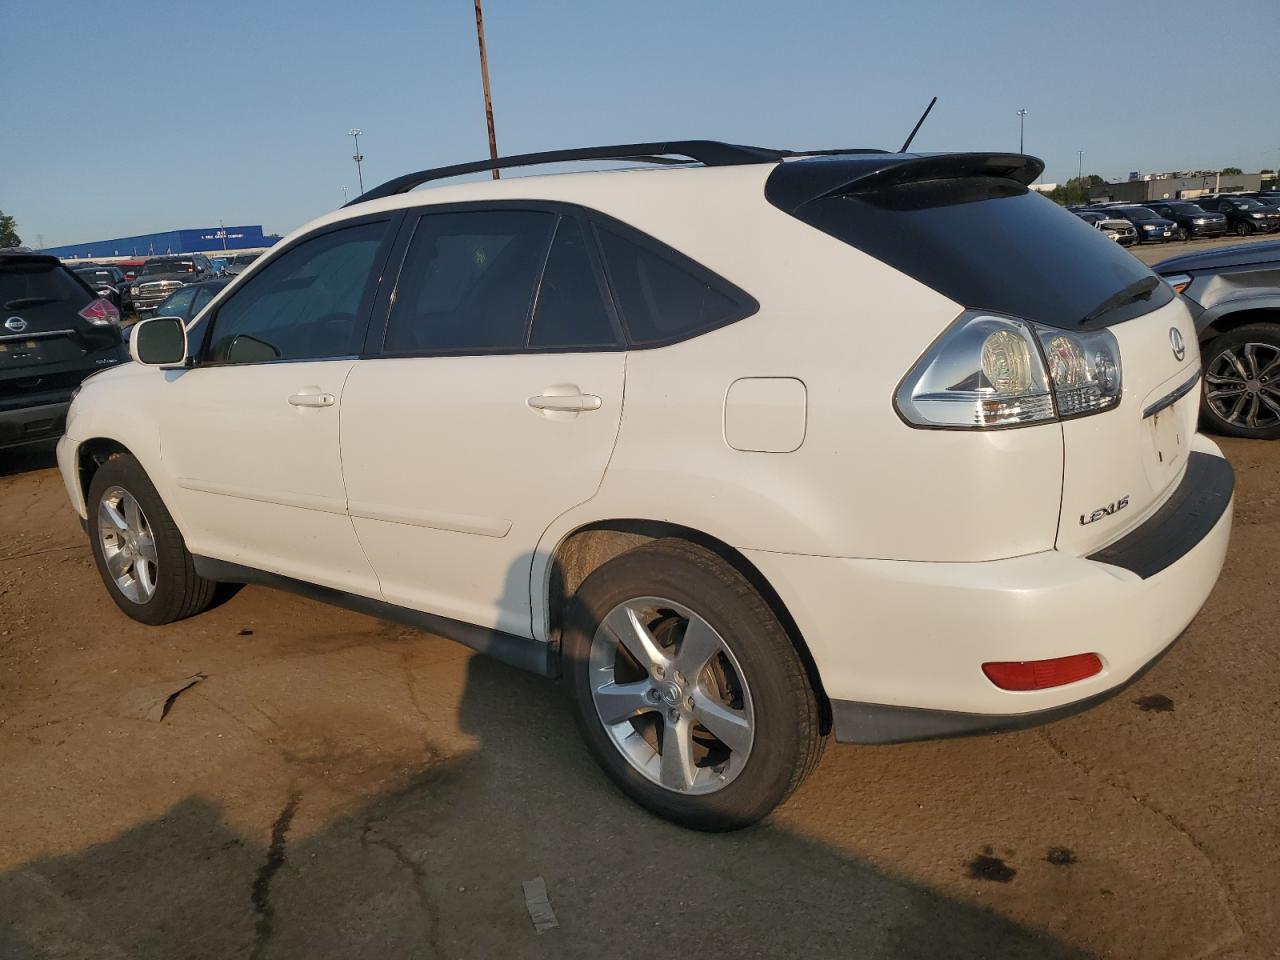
<box><xmin>1</xmin><ymin>261</ymin><xmax>94</xmax><ymax>310</ymax></box>
<box><xmin>141</xmin><ymin>260</ymin><xmax>196</xmax><ymax>276</ymax></box>
<box><xmin>791</xmin><ymin>178</ymin><xmax>1167</xmax><ymax>329</ymax></box>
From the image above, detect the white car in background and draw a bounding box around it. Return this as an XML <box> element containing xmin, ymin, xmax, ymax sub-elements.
<box><xmin>56</xmin><ymin>140</ymin><xmax>1234</xmax><ymax>830</ymax></box>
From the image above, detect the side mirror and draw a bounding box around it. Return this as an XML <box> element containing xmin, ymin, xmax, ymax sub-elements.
<box><xmin>129</xmin><ymin>316</ymin><xmax>188</xmax><ymax>367</ymax></box>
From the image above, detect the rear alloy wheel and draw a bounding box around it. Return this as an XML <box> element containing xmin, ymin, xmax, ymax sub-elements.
<box><xmin>564</xmin><ymin>539</ymin><xmax>824</xmax><ymax>831</ymax></box>
<box><xmin>1201</xmin><ymin>324</ymin><xmax>1280</xmax><ymax>439</ymax></box>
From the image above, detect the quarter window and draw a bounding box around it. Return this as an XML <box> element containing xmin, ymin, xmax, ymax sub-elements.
<box><xmin>207</xmin><ymin>221</ymin><xmax>386</xmax><ymax>364</ymax></box>
<box><xmin>383</xmin><ymin>210</ymin><xmax>554</xmax><ymax>354</ymax></box>
<box><xmin>596</xmin><ymin>224</ymin><xmax>749</xmax><ymax>346</ymax></box>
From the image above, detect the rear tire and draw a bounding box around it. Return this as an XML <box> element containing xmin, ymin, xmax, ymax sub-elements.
<box><xmin>563</xmin><ymin>539</ymin><xmax>824</xmax><ymax>831</ymax></box>
<box><xmin>87</xmin><ymin>454</ymin><xmax>218</xmax><ymax>624</ymax></box>
<box><xmin>1199</xmin><ymin>323</ymin><xmax>1280</xmax><ymax>440</ymax></box>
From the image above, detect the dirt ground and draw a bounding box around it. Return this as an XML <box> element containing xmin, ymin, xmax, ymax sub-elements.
<box><xmin>0</xmin><ymin>434</ymin><xmax>1277</xmax><ymax>960</ymax></box>
<box><xmin>1127</xmin><ymin>231</ymin><xmax>1276</xmax><ymax>267</ymax></box>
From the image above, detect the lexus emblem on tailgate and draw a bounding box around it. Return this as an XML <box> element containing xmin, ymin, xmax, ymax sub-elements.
<box><xmin>1169</xmin><ymin>327</ymin><xmax>1186</xmax><ymax>362</ymax></box>
<box><xmin>4</xmin><ymin>316</ymin><xmax>26</xmax><ymax>333</ymax></box>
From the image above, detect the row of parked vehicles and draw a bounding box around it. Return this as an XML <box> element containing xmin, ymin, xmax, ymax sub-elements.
<box><xmin>1072</xmin><ymin>192</ymin><xmax>1280</xmax><ymax>244</ymax></box>
<box><xmin>68</xmin><ymin>252</ymin><xmax>261</xmax><ymax>319</ymax></box>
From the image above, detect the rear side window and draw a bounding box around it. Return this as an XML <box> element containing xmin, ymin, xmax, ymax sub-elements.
<box><xmin>528</xmin><ymin>216</ymin><xmax>619</xmax><ymax>349</ymax></box>
<box><xmin>790</xmin><ymin>178</ymin><xmax>1165</xmax><ymax>330</ymax></box>
<box><xmin>384</xmin><ymin>210</ymin><xmax>554</xmax><ymax>354</ymax></box>
<box><xmin>1</xmin><ymin>261</ymin><xmax>93</xmax><ymax>310</ymax></box>
<box><xmin>596</xmin><ymin>224</ymin><xmax>753</xmax><ymax>346</ymax></box>
<box><xmin>208</xmin><ymin>221</ymin><xmax>387</xmax><ymax>364</ymax></box>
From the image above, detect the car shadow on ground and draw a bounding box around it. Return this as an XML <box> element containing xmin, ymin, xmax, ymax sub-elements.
<box><xmin>0</xmin><ymin>650</ymin><xmax>1088</xmax><ymax>960</ymax></box>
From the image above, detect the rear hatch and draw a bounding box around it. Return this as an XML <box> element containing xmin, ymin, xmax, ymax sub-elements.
<box><xmin>0</xmin><ymin>255</ymin><xmax>123</xmax><ymax>399</ymax></box>
<box><xmin>768</xmin><ymin>152</ymin><xmax>1200</xmax><ymax>557</ymax></box>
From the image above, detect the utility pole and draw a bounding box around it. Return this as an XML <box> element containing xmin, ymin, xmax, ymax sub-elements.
<box><xmin>341</xmin><ymin>186</ymin><xmax>349</xmax><ymax>204</ymax></box>
<box><xmin>349</xmin><ymin>128</ymin><xmax>365</xmax><ymax>194</ymax></box>
<box><xmin>1077</xmin><ymin>150</ymin><xmax>1084</xmax><ymax>180</ymax></box>
<box><xmin>473</xmin><ymin>0</ymin><xmax>500</xmax><ymax>179</ymax></box>
<box><xmin>1017</xmin><ymin>108</ymin><xmax>1028</xmax><ymax>153</ymax></box>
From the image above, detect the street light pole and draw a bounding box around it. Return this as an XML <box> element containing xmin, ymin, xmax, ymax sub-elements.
<box><xmin>1017</xmin><ymin>108</ymin><xmax>1028</xmax><ymax>153</ymax></box>
<box><xmin>473</xmin><ymin>0</ymin><xmax>500</xmax><ymax>179</ymax></box>
<box><xmin>1077</xmin><ymin>150</ymin><xmax>1084</xmax><ymax>180</ymax></box>
<box><xmin>349</xmin><ymin>128</ymin><xmax>365</xmax><ymax>194</ymax></box>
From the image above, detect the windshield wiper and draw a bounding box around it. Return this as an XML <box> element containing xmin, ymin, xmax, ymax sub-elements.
<box><xmin>3</xmin><ymin>296</ymin><xmax>58</xmax><ymax>309</ymax></box>
<box><xmin>1080</xmin><ymin>276</ymin><xmax>1159</xmax><ymax>326</ymax></box>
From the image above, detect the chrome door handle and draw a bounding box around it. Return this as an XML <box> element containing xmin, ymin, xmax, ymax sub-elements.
<box><xmin>527</xmin><ymin>393</ymin><xmax>602</xmax><ymax>412</ymax></box>
<box><xmin>288</xmin><ymin>392</ymin><xmax>335</xmax><ymax>408</ymax></box>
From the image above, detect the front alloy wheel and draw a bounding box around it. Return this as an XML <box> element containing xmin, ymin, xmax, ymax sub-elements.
<box><xmin>97</xmin><ymin>485</ymin><xmax>159</xmax><ymax>603</ymax></box>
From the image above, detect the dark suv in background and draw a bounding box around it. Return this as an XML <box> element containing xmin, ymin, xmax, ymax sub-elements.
<box><xmin>0</xmin><ymin>249</ymin><xmax>128</xmax><ymax>451</ymax></box>
<box><xmin>1155</xmin><ymin>239</ymin><xmax>1280</xmax><ymax>439</ymax></box>
<box><xmin>130</xmin><ymin>255</ymin><xmax>214</xmax><ymax>317</ymax></box>
<box><xmin>1144</xmin><ymin>200</ymin><xmax>1228</xmax><ymax>241</ymax></box>
<box><xmin>1196</xmin><ymin>195</ymin><xmax>1280</xmax><ymax>236</ymax></box>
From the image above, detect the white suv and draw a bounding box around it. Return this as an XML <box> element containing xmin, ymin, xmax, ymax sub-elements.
<box><xmin>57</xmin><ymin>141</ymin><xmax>1235</xmax><ymax>830</ymax></box>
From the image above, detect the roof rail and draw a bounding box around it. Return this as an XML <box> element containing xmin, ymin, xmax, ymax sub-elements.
<box><xmin>345</xmin><ymin>140</ymin><xmax>787</xmax><ymax>206</ymax></box>
<box><xmin>344</xmin><ymin>140</ymin><xmax>889</xmax><ymax>206</ymax></box>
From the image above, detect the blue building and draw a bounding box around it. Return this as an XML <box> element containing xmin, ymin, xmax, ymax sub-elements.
<box><xmin>42</xmin><ymin>225</ymin><xmax>279</xmax><ymax>260</ymax></box>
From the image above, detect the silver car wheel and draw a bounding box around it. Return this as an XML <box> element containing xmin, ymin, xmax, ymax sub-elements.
<box><xmin>589</xmin><ymin>596</ymin><xmax>755</xmax><ymax>795</ymax></box>
<box><xmin>1205</xmin><ymin>342</ymin><xmax>1280</xmax><ymax>429</ymax></box>
<box><xmin>98</xmin><ymin>485</ymin><xmax>159</xmax><ymax>603</ymax></box>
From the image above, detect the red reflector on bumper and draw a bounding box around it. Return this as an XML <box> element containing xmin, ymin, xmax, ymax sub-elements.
<box><xmin>982</xmin><ymin>653</ymin><xmax>1103</xmax><ymax>691</ymax></box>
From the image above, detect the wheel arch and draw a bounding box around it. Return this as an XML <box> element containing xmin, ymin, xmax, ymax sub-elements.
<box><xmin>540</xmin><ymin>518</ymin><xmax>832</xmax><ymax>734</ymax></box>
<box><xmin>1199</xmin><ymin>302</ymin><xmax>1280</xmax><ymax>342</ymax></box>
<box><xmin>76</xmin><ymin>437</ymin><xmax>138</xmax><ymax>510</ymax></box>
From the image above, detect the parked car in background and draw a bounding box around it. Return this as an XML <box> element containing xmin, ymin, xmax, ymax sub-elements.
<box><xmin>1073</xmin><ymin>209</ymin><xmax>1137</xmax><ymax>245</ymax></box>
<box><xmin>1144</xmin><ymin>201</ymin><xmax>1228</xmax><ymax>242</ymax></box>
<box><xmin>1196</xmin><ymin>195</ymin><xmax>1280</xmax><ymax>236</ymax></box>
<box><xmin>0</xmin><ymin>248</ymin><xmax>127</xmax><ymax>450</ymax></box>
<box><xmin>1096</xmin><ymin>204</ymin><xmax>1177</xmax><ymax>243</ymax></box>
<box><xmin>1155</xmin><ymin>239</ymin><xmax>1280</xmax><ymax>439</ymax></box>
<box><xmin>222</xmin><ymin>252</ymin><xmax>261</xmax><ymax>277</ymax></box>
<box><xmin>55</xmin><ymin>141</ymin><xmax>1233</xmax><ymax>830</ymax></box>
<box><xmin>73</xmin><ymin>264</ymin><xmax>127</xmax><ymax>309</ymax></box>
<box><xmin>123</xmin><ymin>278</ymin><xmax>230</xmax><ymax>345</ymax></box>
<box><xmin>130</xmin><ymin>255</ymin><xmax>215</xmax><ymax>317</ymax></box>
<box><xmin>118</xmin><ymin>259</ymin><xmax>147</xmax><ymax>283</ymax></box>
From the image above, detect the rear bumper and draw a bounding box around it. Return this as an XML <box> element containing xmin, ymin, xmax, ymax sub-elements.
<box><xmin>745</xmin><ymin>437</ymin><xmax>1234</xmax><ymax>744</ymax></box>
<box><xmin>0</xmin><ymin>400</ymin><xmax>70</xmax><ymax>449</ymax></box>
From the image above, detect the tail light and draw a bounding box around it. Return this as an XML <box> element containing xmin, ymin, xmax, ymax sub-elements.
<box><xmin>982</xmin><ymin>653</ymin><xmax>1103</xmax><ymax>690</ymax></box>
<box><xmin>78</xmin><ymin>298</ymin><xmax>120</xmax><ymax>326</ymax></box>
<box><xmin>895</xmin><ymin>310</ymin><xmax>1121</xmax><ymax>429</ymax></box>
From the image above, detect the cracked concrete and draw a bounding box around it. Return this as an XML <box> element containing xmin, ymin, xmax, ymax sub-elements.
<box><xmin>0</xmin><ymin>438</ymin><xmax>1277</xmax><ymax>959</ymax></box>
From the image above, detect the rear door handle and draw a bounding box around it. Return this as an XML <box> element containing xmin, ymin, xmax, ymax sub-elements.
<box><xmin>288</xmin><ymin>391</ymin><xmax>336</xmax><ymax>408</ymax></box>
<box><xmin>527</xmin><ymin>392</ymin><xmax>602</xmax><ymax>413</ymax></box>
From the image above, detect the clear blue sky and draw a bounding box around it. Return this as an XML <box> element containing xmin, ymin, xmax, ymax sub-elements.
<box><xmin>3</xmin><ymin>0</ymin><xmax>1277</xmax><ymax>247</ymax></box>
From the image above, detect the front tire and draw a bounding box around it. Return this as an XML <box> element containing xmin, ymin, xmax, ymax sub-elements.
<box><xmin>563</xmin><ymin>539</ymin><xmax>825</xmax><ymax>831</ymax></box>
<box><xmin>87</xmin><ymin>454</ymin><xmax>218</xmax><ymax>624</ymax></box>
<box><xmin>1177</xmin><ymin>225</ymin><xmax>1191</xmax><ymax>242</ymax></box>
<box><xmin>1200</xmin><ymin>323</ymin><xmax>1280</xmax><ymax>440</ymax></box>
<box><xmin>1235</xmin><ymin>220</ymin><xmax>1253</xmax><ymax>237</ymax></box>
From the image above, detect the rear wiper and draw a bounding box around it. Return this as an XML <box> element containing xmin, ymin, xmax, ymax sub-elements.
<box><xmin>1079</xmin><ymin>276</ymin><xmax>1159</xmax><ymax>326</ymax></box>
<box><xmin>3</xmin><ymin>296</ymin><xmax>58</xmax><ymax>309</ymax></box>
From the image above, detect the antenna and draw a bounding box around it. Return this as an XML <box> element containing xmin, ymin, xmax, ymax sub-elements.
<box><xmin>898</xmin><ymin>96</ymin><xmax>938</xmax><ymax>153</ymax></box>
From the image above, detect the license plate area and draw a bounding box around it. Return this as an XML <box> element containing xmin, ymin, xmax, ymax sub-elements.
<box><xmin>1142</xmin><ymin>393</ymin><xmax>1190</xmax><ymax>491</ymax></box>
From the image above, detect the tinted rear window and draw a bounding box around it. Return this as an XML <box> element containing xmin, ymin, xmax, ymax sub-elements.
<box><xmin>1</xmin><ymin>261</ymin><xmax>93</xmax><ymax>310</ymax></box>
<box><xmin>791</xmin><ymin>178</ymin><xmax>1166</xmax><ymax>329</ymax></box>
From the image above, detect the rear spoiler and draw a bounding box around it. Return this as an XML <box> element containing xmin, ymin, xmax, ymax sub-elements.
<box><xmin>765</xmin><ymin>152</ymin><xmax>1045</xmax><ymax>214</ymax></box>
